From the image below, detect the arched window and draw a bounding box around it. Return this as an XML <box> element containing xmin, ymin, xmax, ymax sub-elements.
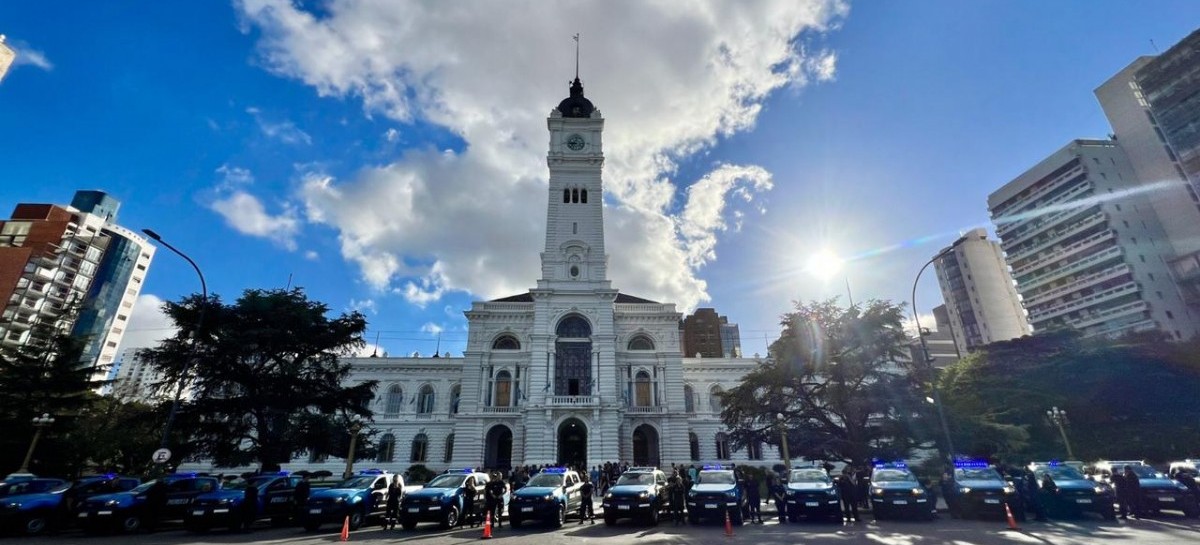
<box><xmin>747</xmin><ymin>440</ymin><xmax>763</xmax><ymax>460</ymax></box>
<box><xmin>376</xmin><ymin>433</ymin><xmax>395</xmax><ymax>463</ymax></box>
<box><xmin>494</xmin><ymin>371</ymin><xmax>513</xmax><ymax>407</ymax></box>
<box><xmin>449</xmin><ymin>384</ymin><xmax>461</xmax><ymax>414</ymax></box>
<box><xmin>556</xmin><ymin>315</ymin><xmax>591</xmax><ymax>337</ymax></box>
<box><xmin>627</xmin><ymin>335</ymin><xmax>654</xmax><ymax>351</ymax></box>
<box><xmin>715</xmin><ymin>432</ymin><xmax>731</xmax><ymax>460</ymax></box>
<box><xmin>683</xmin><ymin>385</ymin><xmax>695</xmax><ymax>413</ymax></box>
<box><xmin>492</xmin><ymin>335</ymin><xmax>520</xmax><ymax>350</ymax></box>
<box><xmin>689</xmin><ymin>432</ymin><xmax>700</xmax><ymax>461</ymax></box>
<box><xmin>572</xmin><ymin>188</ymin><xmax>579</xmax><ymax>203</ymax></box>
<box><xmin>443</xmin><ymin>434</ymin><xmax>455</xmax><ymax>463</ymax></box>
<box><xmin>417</xmin><ymin>385</ymin><xmax>435</xmax><ymax>414</ymax></box>
<box><xmin>581</xmin><ymin>189</ymin><xmax>588</xmax><ymax>203</ymax></box>
<box><xmin>410</xmin><ymin>433</ymin><xmax>428</xmax><ymax>462</ymax></box>
<box><xmin>634</xmin><ymin>371</ymin><xmax>652</xmax><ymax>407</ymax></box>
<box><xmin>385</xmin><ymin>385</ymin><xmax>403</xmax><ymax>415</ymax></box>
<box><xmin>709</xmin><ymin>385</ymin><xmax>724</xmax><ymax>413</ymax></box>
<box><xmin>563</xmin><ymin>189</ymin><xmax>570</xmax><ymax>203</ymax></box>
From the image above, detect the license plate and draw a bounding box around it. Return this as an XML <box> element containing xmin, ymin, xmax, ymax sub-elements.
<box><xmin>521</xmin><ymin>507</ymin><xmax>533</xmax><ymax>513</ymax></box>
<box><xmin>1159</xmin><ymin>496</ymin><xmax>1175</xmax><ymax>502</ymax></box>
<box><xmin>97</xmin><ymin>510</ymin><xmax>113</xmax><ymax>516</ymax></box>
<box><xmin>271</xmin><ymin>497</ymin><xmax>289</xmax><ymax>503</ymax></box>
<box><xmin>214</xmin><ymin>508</ymin><xmax>229</xmax><ymax>514</ymax></box>
<box><xmin>408</xmin><ymin>507</ymin><xmax>419</xmax><ymax>513</ymax></box>
<box><xmin>984</xmin><ymin>499</ymin><xmax>1000</xmax><ymax>504</ymax></box>
<box><xmin>309</xmin><ymin>508</ymin><xmax>322</xmax><ymax>514</ymax></box>
<box><xmin>1075</xmin><ymin>499</ymin><xmax>1092</xmax><ymax>504</ymax></box>
<box><xmin>192</xmin><ymin>509</ymin><xmax>205</xmax><ymax>516</ymax></box>
<box><xmin>893</xmin><ymin>500</ymin><xmax>908</xmax><ymax>505</ymax></box>
<box><xmin>805</xmin><ymin>502</ymin><xmax>818</xmax><ymax>507</ymax></box>
<box><xmin>618</xmin><ymin>505</ymin><xmax>630</xmax><ymax>510</ymax></box>
<box><xmin>705</xmin><ymin>503</ymin><xmax>718</xmax><ymax>509</ymax></box>
<box><xmin>167</xmin><ymin>499</ymin><xmax>188</xmax><ymax>505</ymax></box>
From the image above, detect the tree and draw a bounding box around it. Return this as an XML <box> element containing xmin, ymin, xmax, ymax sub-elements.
<box><xmin>719</xmin><ymin>299</ymin><xmax>925</xmax><ymax>466</ymax></box>
<box><xmin>139</xmin><ymin>288</ymin><xmax>377</xmax><ymax>470</ymax></box>
<box><xmin>0</xmin><ymin>320</ymin><xmax>105</xmax><ymax>474</ymax></box>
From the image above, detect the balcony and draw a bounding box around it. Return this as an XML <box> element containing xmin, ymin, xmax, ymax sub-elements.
<box><xmin>1022</xmin><ymin>264</ymin><xmax>1130</xmax><ymax>307</ymax></box>
<box><xmin>1012</xmin><ymin>230</ymin><xmax>1115</xmax><ymax>279</ymax></box>
<box><xmin>1005</xmin><ymin>212</ymin><xmax>1106</xmax><ymax>263</ymax></box>
<box><xmin>1071</xmin><ymin>301</ymin><xmax>1149</xmax><ymax>330</ymax></box>
<box><xmin>994</xmin><ymin>165</ymin><xmax>1086</xmax><ymax>233</ymax></box>
<box><xmin>1018</xmin><ymin>246</ymin><xmax>1123</xmax><ymax>293</ymax></box>
<box><xmin>480</xmin><ymin>406</ymin><xmax>521</xmax><ymax>415</ymax></box>
<box><xmin>548</xmin><ymin>395</ymin><xmax>598</xmax><ymax>407</ymax></box>
<box><xmin>997</xmin><ymin>181</ymin><xmax>1093</xmax><ymax>240</ymax></box>
<box><xmin>626</xmin><ymin>406</ymin><xmax>667</xmax><ymax>414</ymax></box>
<box><xmin>1029</xmin><ymin>281</ymin><xmax>1140</xmax><ymax>323</ymax></box>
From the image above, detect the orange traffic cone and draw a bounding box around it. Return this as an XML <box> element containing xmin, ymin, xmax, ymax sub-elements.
<box><xmin>340</xmin><ymin>515</ymin><xmax>350</xmax><ymax>541</ymax></box>
<box><xmin>1004</xmin><ymin>503</ymin><xmax>1021</xmax><ymax>531</ymax></box>
<box><xmin>481</xmin><ymin>512</ymin><xmax>493</xmax><ymax>539</ymax></box>
<box><xmin>724</xmin><ymin>510</ymin><xmax>734</xmax><ymax>537</ymax></box>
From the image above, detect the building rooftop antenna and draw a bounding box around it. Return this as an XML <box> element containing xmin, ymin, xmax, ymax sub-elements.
<box><xmin>573</xmin><ymin>32</ymin><xmax>580</xmax><ymax>79</ymax></box>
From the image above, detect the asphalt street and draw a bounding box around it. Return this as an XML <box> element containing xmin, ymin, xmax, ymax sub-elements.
<box><xmin>31</xmin><ymin>509</ymin><xmax>1200</xmax><ymax>545</ymax></box>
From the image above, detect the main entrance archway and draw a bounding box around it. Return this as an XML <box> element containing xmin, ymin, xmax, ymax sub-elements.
<box><xmin>484</xmin><ymin>425</ymin><xmax>513</xmax><ymax>470</ymax></box>
<box><xmin>557</xmin><ymin>418</ymin><xmax>587</xmax><ymax>467</ymax></box>
<box><xmin>632</xmin><ymin>424</ymin><xmax>660</xmax><ymax>467</ymax></box>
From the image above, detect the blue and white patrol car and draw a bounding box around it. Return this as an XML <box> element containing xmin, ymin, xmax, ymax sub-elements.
<box><xmin>946</xmin><ymin>459</ymin><xmax>1019</xmax><ymax>520</ymax></box>
<box><xmin>0</xmin><ymin>475</ymin><xmax>139</xmax><ymax>536</ymax></box>
<box><xmin>509</xmin><ymin>467</ymin><xmax>582</xmax><ymax>528</ymax></box>
<box><xmin>77</xmin><ymin>473</ymin><xmax>220</xmax><ymax>534</ymax></box>
<box><xmin>300</xmin><ymin>469</ymin><xmax>394</xmax><ymax>532</ymax></box>
<box><xmin>185</xmin><ymin>472</ymin><xmax>303</xmax><ymax>532</ymax></box>
<box><xmin>601</xmin><ymin>467</ymin><xmax>668</xmax><ymax>526</ymax></box>
<box><xmin>399</xmin><ymin>469</ymin><xmax>489</xmax><ymax>530</ymax></box>
<box><xmin>1028</xmin><ymin>461</ymin><xmax>1115</xmax><ymax>520</ymax></box>
<box><xmin>685</xmin><ymin>465</ymin><xmax>746</xmax><ymax>525</ymax></box>
<box><xmin>868</xmin><ymin>462</ymin><xmax>933</xmax><ymax>521</ymax></box>
<box><xmin>784</xmin><ymin>465</ymin><xmax>841</xmax><ymax>522</ymax></box>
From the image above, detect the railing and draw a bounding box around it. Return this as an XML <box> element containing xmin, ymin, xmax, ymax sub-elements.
<box><xmin>995</xmin><ymin>165</ymin><xmax>1086</xmax><ymax>234</ymax></box>
<box><xmin>997</xmin><ymin>180</ymin><xmax>1092</xmax><ymax>239</ymax></box>
<box><xmin>1023</xmin><ymin>264</ymin><xmax>1130</xmax><ymax>307</ymax></box>
<box><xmin>626</xmin><ymin>406</ymin><xmax>666</xmax><ymax>414</ymax></box>
<box><xmin>1012</xmin><ymin>230</ymin><xmax>1114</xmax><ymax>278</ymax></box>
<box><xmin>1071</xmin><ymin>301</ymin><xmax>1148</xmax><ymax>330</ymax></box>
<box><xmin>548</xmin><ymin>395</ymin><xmax>597</xmax><ymax>406</ymax></box>
<box><xmin>1018</xmin><ymin>247</ymin><xmax>1122</xmax><ymax>292</ymax></box>
<box><xmin>480</xmin><ymin>406</ymin><xmax>521</xmax><ymax>414</ymax></box>
<box><xmin>1006</xmin><ymin>212</ymin><xmax>1106</xmax><ymax>263</ymax></box>
<box><xmin>1029</xmin><ymin>281</ymin><xmax>1139</xmax><ymax>323</ymax></box>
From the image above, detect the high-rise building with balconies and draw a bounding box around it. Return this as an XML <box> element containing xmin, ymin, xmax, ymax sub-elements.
<box><xmin>988</xmin><ymin>139</ymin><xmax>1198</xmax><ymax>340</ymax></box>
<box><xmin>933</xmin><ymin>228</ymin><xmax>1031</xmax><ymax>352</ymax></box>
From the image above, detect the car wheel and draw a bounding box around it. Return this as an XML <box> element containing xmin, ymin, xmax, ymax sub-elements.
<box><xmin>647</xmin><ymin>504</ymin><xmax>659</xmax><ymax>526</ymax></box>
<box><xmin>22</xmin><ymin>513</ymin><xmax>50</xmax><ymax>536</ymax></box>
<box><xmin>442</xmin><ymin>506</ymin><xmax>459</xmax><ymax>529</ymax></box>
<box><xmin>120</xmin><ymin>514</ymin><xmax>142</xmax><ymax>533</ymax></box>
<box><xmin>553</xmin><ymin>504</ymin><xmax>566</xmax><ymax>528</ymax></box>
<box><xmin>732</xmin><ymin>510</ymin><xmax>744</xmax><ymax>526</ymax></box>
<box><xmin>348</xmin><ymin>510</ymin><xmax>365</xmax><ymax>531</ymax></box>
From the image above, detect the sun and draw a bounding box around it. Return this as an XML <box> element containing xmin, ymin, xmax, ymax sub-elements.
<box><xmin>805</xmin><ymin>250</ymin><xmax>845</xmax><ymax>281</ymax></box>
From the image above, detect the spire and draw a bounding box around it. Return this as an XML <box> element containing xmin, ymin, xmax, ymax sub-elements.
<box><xmin>573</xmin><ymin>32</ymin><xmax>580</xmax><ymax>80</ymax></box>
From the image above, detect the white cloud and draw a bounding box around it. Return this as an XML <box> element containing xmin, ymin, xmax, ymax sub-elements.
<box><xmin>238</xmin><ymin>0</ymin><xmax>847</xmax><ymax>310</ymax></box>
<box><xmin>348</xmin><ymin>298</ymin><xmax>377</xmax><ymax>315</ymax></box>
<box><xmin>304</xmin><ymin>250</ymin><xmax>320</xmax><ymax>260</ymax></box>
<box><xmin>903</xmin><ymin>312</ymin><xmax>938</xmax><ymax>337</ymax></box>
<box><xmin>115</xmin><ymin>294</ymin><xmax>178</xmax><ymax>354</ymax></box>
<box><xmin>246</xmin><ymin>106</ymin><xmax>312</xmax><ymax>145</ymax></box>
<box><xmin>384</xmin><ymin>128</ymin><xmax>400</xmax><ymax>142</ymax></box>
<box><xmin>216</xmin><ymin>163</ymin><xmax>255</xmax><ymax>189</ymax></box>
<box><xmin>7</xmin><ymin>38</ymin><xmax>53</xmax><ymax>71</ymax></box>
<box><xmin>420</xmin><ymin>322</ymin><xmax>444</xmax><ymax>335</ymax></box>
<box><xmin>210</xmin><ymin>191</ymin><xmax>301</xmax><ymax>250</ymax></box>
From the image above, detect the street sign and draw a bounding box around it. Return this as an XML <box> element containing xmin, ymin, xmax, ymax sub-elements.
<box><xmin>152</xmin><ymin>448</ymin><xmax>172</xmax><ymax>464</ymax></box>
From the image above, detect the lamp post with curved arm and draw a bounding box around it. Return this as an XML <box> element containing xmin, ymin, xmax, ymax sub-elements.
<box><xmin>1046</xmin><ymin>406</ymin><xmax>1075</xmax><ymax>459</ymax></box>
<box><xmin>18</xmin><ymin>413</ymin><xmax>55</xmax><ymax>473</ymax></box>
<box><xmin>912</xmin><ymin>248</ymin><xmax>956</xmax><ymax>461</ymax></box>
<box><xmin>141</xmin><ymin>229</ymin><xmax>207</xmax><ymax>455</ymax></box>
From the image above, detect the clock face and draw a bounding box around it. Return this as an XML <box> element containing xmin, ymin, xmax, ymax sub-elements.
<box><xmin>566</xmin><ymin>134</ymin><xmax>586</xmax><ymax>151</ymax></box>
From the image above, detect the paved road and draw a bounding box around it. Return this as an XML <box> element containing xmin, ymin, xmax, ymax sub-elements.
<box><xmin>34</xmin><ymin>511</ymin><xmax>1200</xmax><ymax>545</ymax></box>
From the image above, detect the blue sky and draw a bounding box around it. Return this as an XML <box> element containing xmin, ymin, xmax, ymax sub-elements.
<box><xmin>2</xmin><ymin>1</ymin><xmax>1198</xmax><ymax>358</ymax></box>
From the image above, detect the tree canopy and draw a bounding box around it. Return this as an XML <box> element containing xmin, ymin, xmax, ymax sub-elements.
<box><xmin>718</xmin><ymin>299</ymin><xmax>926</xmax><ymax>466</ymax></box>
<box><xmin>139</xmin><ymin>288</ymin><xmax>377</xmax><ymax>469</ymax></box>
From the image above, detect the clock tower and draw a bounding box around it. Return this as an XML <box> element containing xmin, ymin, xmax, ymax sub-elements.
<box><xmin>540</xmin><ymin>77</ymin><xmax>609</xmax><ymax>290</ymax></box>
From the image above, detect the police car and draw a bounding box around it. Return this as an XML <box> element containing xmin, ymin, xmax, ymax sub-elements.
<box><xmin>77</xmin><ymin>473</ymin><xmax>220</xmax><ymax>534</ymax></box>
<box><xmin>399</xmin><ymin>469</ymin><xmax>488</xmax><ymax>530</ymax></box>
<box><xmin>0</xmin><ymin>478</ymin><xmax>66</xmax><ymax>498</ymax></box>
<box><xmin>783</xmin><ymin>465</ymin><xmax>841</xmax><ymax>522</ymax></box>
<box><xmin>685</xmin><ymin>465</ymin><xmax>747</xmax><ymax>525</ymax></box>
<box><xmin>184</xmin><ymin>472</ymin><xmax>302</xmax><ymax>532</ymax></box>
<box><xmin>1169</xmin><ymin>459</ymin><xmax>1200</xmax><ymax>478</ymax></box>
<box><xmin>946</xmin><ymin>460</ymin><xmax>1019</xmax><ymax>520</ymax></box>
<box><xmin>0</xmin><ymin>475</ymin><xmax>139</xmax><ymax>536</ymax></box>
<box><xmin>601</xmin><ymin>467</ymin><xmax>668</xmax><ymax>526</ymax></box>
<box><xmin>1027</xmin><ymin>461</ymin><xmax>1115</xmax><ymax>520</ymax></box>
<box><xmin>509</xmin><ymin>467</ymin><xmax>582</xmax><ymax>528</ymax></box>
<box><xmin>1092</xmin><ymin>460</ymin><xmax>1199</xmax><ymax>518</ymax></box>
<box><xmin>300</xmin><ymin>469</ymin><xmax>394</xmax><ymax>532</ymax></box>
<box><xmin>868</xmin><ymin>462</ymin><xmax>933</xmax><ymax>521</ymax></box>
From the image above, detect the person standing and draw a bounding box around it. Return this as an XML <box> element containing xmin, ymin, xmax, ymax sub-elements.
<box><xmin>293</xmin><ymin>475</ymin><xmax>311</xmax><ymax>521</ymax></box>
<box><xmin>240</xmin><ymin>484</ymin><xmax>259</xmax><ymax>532</ymax></box>
<box><xmin>1115</xmin><ymin>466</ymin><xmax>1142</xmax><ymax>519</ymax></box>
<box><xmin>461</xmin><ymin>476</ymin><xmax>478</xmax><ymax>527</ymax></box>
<box><xmin>385</xmin><ymin>476</ymin><xmax>403</xmax><ymax>529</ymax></box>
<box><xmin>577</xmin><ymin>475</ymin><xmax>595</xmax><ymax>524</ymax></box>
<box><xmin>838</xmin><ymin>471</ymin><xmax>860</xmax><ymax>522</ymax></box>
<box><xmin>1023</xmin><ymin>471</ymin><xmax>1046</xmax><ymax>522</ymax></box>
<box><xmin>669</xmin><ymin>471</ymin><xmax>686</xmax><ymax>525</ymax></box>
<box><xmin>486</xmin><ymin>473</ymin><xmax>507</xmax><ymax>528</ymax></box>
<box><xmin>143</xmin><ymin>480</ymin><xmax>168</xmax><ymax>533</ymax></box>
<box><xmin>746</xmin><ymin>473</ymin><xmax>762</xmax><ymax>524</ymax></box>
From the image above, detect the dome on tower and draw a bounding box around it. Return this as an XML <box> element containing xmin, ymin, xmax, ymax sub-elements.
<box><xmin>556</xmin><ymin>77</ymin><xmax>595</xmax><ymax>118</ymax></box>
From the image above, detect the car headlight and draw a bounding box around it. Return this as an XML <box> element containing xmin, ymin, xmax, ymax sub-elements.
<box><xmin>1094</xmin><ymin>486</ymin><xmax>1108</xmax><ymax>495</ymax></box>
<box><xmin>105</xmin><ymin>500</ymin><xmax>119</xmax><ymax>507</ymax></box>
<box><xmin>1003</xmin><ymin>486</ymin><xmax>1016</xmax><ymax>495</ymax></box>
<box><xmin>638</xmin><ymin>491</ymin><xmax>650</xmax><ymax>499</ymax></box>
<box><xmin>959</xmin><ymin>487</ymin><xmax>971</xmax><ymax>494</ymax></box>
<box><xmin>724</xmin><ymin>490</ymin><xmax>738</xmax><ymax>498</ymax></box>
<box><xmin>604</xmin><ymin>492</ymin><xmax>613</xmax><ymax>500</ymax></box>
<box><xmin>871</xmin><ymin>488</ymin><xmax>884</xmax><ymax>497</ymax></box>
<box><xmin>827</xmin><ymin>487</ymin><xmax>839</xmax><ymax>496</ymax></box>
<box><xmin>219</xmin><ymin>498</ymin><xmax>233</xmax><ymax>504</ymax></box>
<box><xmin>1177</xmin><ymin>483</ymin><xmax>1189</xmax><ymax>492</ymax></box>
<box><xmin>4</xmin><ymin>502</ymin><xmax>19</xmax><ymax>509</ymax></box>
<box><xmin>544</xmin><ymin>494</ymin><xmax>555</xmax><ymax>501</ymax></box>
<box><xmin>334</xmin><ymin>497</ymin><xmax>346</xmax><ymax>503</ymax></box>
<box><xmin>687</xmin><ymin>490</ymin><xmax>697</xmax><ymax>498</ymax></box>
<box><xmin>911</xmin><ymin>488</ymin><xmax>925</xmax><ymax>496</ymax></box>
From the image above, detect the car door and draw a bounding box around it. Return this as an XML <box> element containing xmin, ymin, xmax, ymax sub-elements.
<box><xmin>654</xmin><ymin>473</ymin><xmax>667</xmax><ymax>511</ymax></box>
<box><xmin>369</xmin><ymin>477</ymin><xmax>388</xmax><ymax>514</ymax></box>
<box><xmin>566</xmin><ymin>474</ymin><xmax>581</xmax><ymax>511</ymax></box>
<box><xmin>163</xmin><ymin>479</ymin><xmax>198</xmax><ymax>518</ymax></box>
<box><xmin>262</xmin><ymin>478</ymin><xmax>293</xmax><ymax>515</ymax></box>
<box><xmin>474</xmin><ymin>474</ymin><xmax>489</xmax><ymax>513</ymax></box>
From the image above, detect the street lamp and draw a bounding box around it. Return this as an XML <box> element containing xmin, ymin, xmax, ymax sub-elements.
<box><xmin>343</xmin><ymin>421</ymin><xmax>365</xmax><ymax>479</ymax></box>
<box><xmin>912</xmin><ymin>247</ymin><xmax>956</xmax><ymax>461</ymax></box>
<box><xmin>18</xmin><ymin>413</ymin><xmax>55</xmax><ymax>473</ymax></box>
<box><xmin>776</xmin><ymin>413</ymin><xmax>791</xmax><ymax>470</ymax></box>
<box><xmin>1046</xmin><ymin>406</ymin><xmax>1075</xmax><ymax>459</ymax></box>
<box><xmin>142</xmin><ymin>229</ymin><xmax>208</xmax><ymax>455</ymax></box>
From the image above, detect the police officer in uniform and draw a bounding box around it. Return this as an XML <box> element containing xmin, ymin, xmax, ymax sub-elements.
<box><xmin>577</xmin><ymin>475</ymin><xmax>595</xmax><ymax>524</ymax></box>
<box><xmin>486</xmin><ymin>473</ymin><xmax>508</xmax><ymax>528</ymax></box>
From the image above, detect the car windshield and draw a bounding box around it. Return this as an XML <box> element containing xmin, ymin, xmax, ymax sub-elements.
<box><xmin>789</xmin><ymin>469</ymin><xmax>831</xmax><ymax>484</ymax></box>
<box><xmin>129</xmin><ymin>480</ymin><xmax>158</xmax><ymax>494</ymax></box>
<box><xmin>1037</xmin><ymin>466</ymin><xmax>1085</xmax><ymax>480</ymax></box>
<box><xmin>617</xmin><ymin>473</ymin><xmax>656</xmax><ymax>486</ymax></box>
<box><xmin>697</xmin><ymin>471</ymin><xmax>735</xmax><ymax>485</ymax></box>
<box><xmin>47</xmin><ymin>482</ymin><xmax>73</xmax><ymax>493</ymax></box>
<box><xmin>223</xmin><ymin>477</ymin><xmax>276</xmax><ymax>490</ymax></box>
<box><xmin>1124</xmin><ymin>465</ymin><xmax>1158</xmax><ymax>478</ymax></box>
<box><xmin>0</xmin><ymin>480</ymin><xmax>60</xmax><ymax>495</ymax></box>
<box><xmin>526</xmin><ymin>474</ymin><xmax>563</xmax><ymax>488</ymax></box>
<box><xmin>335</xmin><ymin>476</ymin><xmax>377</xmax><ymax>489</ymax></box>
<box><xmin>872</xmin><ymin>469</ymin><xmax>916</xmax><ymax>483</ymax></box>
<box><xmin>956</xmin><ymin>468</ymin><xmax>1002</xmax><ymax>481</ymax></box>
<box><xmin>427</xmin><ymin>475</ymin><xmax>467</xmax><ymax>489</ymax></box>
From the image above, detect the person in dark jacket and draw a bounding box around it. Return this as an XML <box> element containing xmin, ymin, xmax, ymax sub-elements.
<box><xmin>143</xmin><ymin>480</ymin><xmax>168</xmax><ymax>532</ymax></box>
<box><xmin>461</xmin><ymin>476</ymin><xmax>478</xmax><ymax>527</ymax></box>
<box><xmin>240</xmin><ymin>484</ymin><xmax>258</xmax><ymax>532</ymax></box>
<box><xmin>1175</xmin><ymin>470</ymin><xmax>1199</xmax><ymax>501</ymax></box>
<box><xmin>577</xmin><ymin>475</ymin><xmax>595</xmax><ymax>524</ymax></box>
<box><xmin>1023</xmin><ymin>471</ymin><xmax>1046</xmax><ymax>521</ymax></box>
<box><xmin>486</xmin><ymin>473</ymin><xmax>508</xmax><ymax>528</ymax></box>
<box><xmin>384</xmin><ymin>476</ymin><xmax>403</xmax><ymax>529</ymax></box>
<box><xmin>746</xmin><ymin>473</ymin><xmax>762</xmax><ymax>523</ymax></box>
<box><xmin>669</xmin><ymin>472</ymin><xmax>686</xmax><ymax>525</ymax></box>
<box><xmin>1114</xmin><ymin>466</ymin><xmax>1142</xmax><ymax>519</ymax></box>
<box><xmin>838</xmin><ymin>472</ymin><xmax>860</xmax><ymax>522</ymax></box>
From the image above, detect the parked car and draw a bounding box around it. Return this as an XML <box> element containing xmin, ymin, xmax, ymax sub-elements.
<box><xmin>77</xmin><ymin>473</ymin><xmax>220</xmax><ymax>534</ymax></box>
<box><xmin>400</xmin><ymin>469</ymin><xmax>488</xmax><ymax>530</ymax></box>
<box><xmin>601</xmin><ymin>467</ymin><xmax>668</xmax><ymax>526</ymax></box>
<box><xmin>0</xmin><ymin>475</ymin><xmax>139</xmax><ymax>536</ymax></box>
<box><xmin>300</xmin><ymin>469</ymin><xmax>393</xmax><ymax>532</ymax></box>
<box><xmin>185</xmin><ymin>472</ymin><xmax>303</xmax><ymax>531</ymax></box>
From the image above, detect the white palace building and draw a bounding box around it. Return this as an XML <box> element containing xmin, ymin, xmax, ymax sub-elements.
<box><xmin>285</xmin><ymin>77</ymin><xmax>778</xmax><ymax>473</ymax></box>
